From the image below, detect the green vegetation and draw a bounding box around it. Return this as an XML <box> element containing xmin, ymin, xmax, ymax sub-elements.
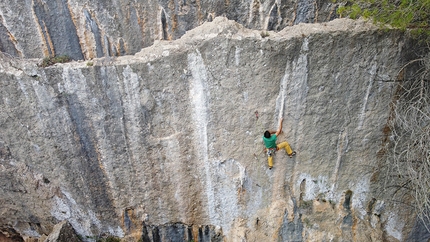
<box><xmin>335</xmin><ymin>0</ymin><xmax>430</xmax><ymax>36</ymax></box>
<box><xmin>317</xmin><ymin>193</ymin><xmax>326</xmax><ymax>202</ymax></box>
<box><xmin>302</xmin><ymin>217</ymin><xmax>311</xmax><ymax>227</ymax></box>
<box><xmin>39</xmin><ymin>55</ymin><xmax>72</xmax><ymax>67</ymax></box>
<box><xmin>260</xmin><ymin>31</ymin><xmax>270</xmax><ymax>38</ymax></box>
<box><xmin>100</xmin><ymin>236</ymin><xmax>121</xmax><ymax>242</ymax></box>
<box><xmin>300</xmin><ymin>200</ymin><xmax>313</xmax><ymax>209</ymax></box>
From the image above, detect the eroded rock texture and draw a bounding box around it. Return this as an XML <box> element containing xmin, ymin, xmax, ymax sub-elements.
<box><xmin>0</xmin><ymin>0</ymin><xmax>338</xmax><ymax>60</ymax></box>
<box><xmin>0</xmin><ymin>17</ymin><xmax>427</xmax><ymax>241</ymax></box>
<box><xmin>44</xmin><ymin>220</ymin><xmax>82</xmax><ymax>242</ymax></box>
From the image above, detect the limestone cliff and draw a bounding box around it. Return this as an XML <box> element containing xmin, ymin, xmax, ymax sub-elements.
<box><xmin>0</xmin><ymin>17</ymin><xmax>426</xmax><ymax>241</ymax></box>
<box><xmin>0</xmin><ymin>0</ymin><xmax>338</xmax><ymax>60</ymax></box>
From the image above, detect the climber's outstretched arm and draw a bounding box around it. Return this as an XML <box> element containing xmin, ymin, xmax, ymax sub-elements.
<box><xmin>275</xmin><ymin>117</ymin><xmax>283</xmax><ymax>136</ymax></box>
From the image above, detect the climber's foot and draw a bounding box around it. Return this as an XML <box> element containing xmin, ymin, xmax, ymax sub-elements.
<box><xmin>289</xmin><ymin>151</ymin><xmax>296</xmax><ymax>158</ymax></box>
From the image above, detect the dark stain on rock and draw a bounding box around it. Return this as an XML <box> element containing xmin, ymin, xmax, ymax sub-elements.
<box><xmin>279</xmin><ymin>209</ymin><xmax>304</xmax><ymax>242</ymax></box>
<box><xmin>104</xmin><ymin>36</ymin><xmax>111</xmax><ymax>57</ymax></box>
<box><xmin>294</xmin><ymin>0</ymin><xmax>315</xmax><ymax>25</ymax></box>
<box><xmin>32</xmin><ymin>0</ymin><xmax>84</xmax><ymax>60</ymax></box>
<box><xmin>118</xmin><ymin>38</ymin><xmax>127</xmax><ymax>56</ymax></box>
<box><xmin>142</xmin><ymin>221</ymin><xmax>151</xmax><ymax>242</ymax></box>
<box><xmin>343</xmin><ymin>190</ymin><xmax>352</xmax><ymax>211</ymax></box>
<box><xmin>166</xmin><ymin>223</ymin><xmax>186</xmax><ymax>242</ymax></box>
<box><xmin>0</xmin><ymin>16</ymin><xmax>19</xmax><ymax>57</ymax></box>
<box><xmin>341</xmin><ymin>190</ymin><xmax>353</xmax><ymax>231</ymax></box>
<box><xmin>267</xmin><ymin>4</ymin><xmax>279</xmax><ymax>31</ymax></box>
<box><xmin>123</xmin><ymin>208</ymin><xmax>132</xmax><ymax>233</ymax></box>
<box><xmin>161</xmin><ymin>9</ymin><xmax>168</xmax><ymax>40</ymax></box>
<box><xmin>142</xmin><ymin>223</ymin><xmax>222</xmax><ymax>242</ymax></box>
<box><xmin>342</xmin><ymin>213</ymin><xmax>353</xmax><ymax>226</ymax></box>
<box><xmin>187</xmin><ymin>226</ymin><xmax>193</xmax><ymax>240</ymax></box>
<box><xmin>84</xmin><ymin>8</ymin><xmax>104</xmax><ymax>58</ymax></box>
<box><xmin>152</xmin><ymin>226</ymin><xmax>161</xmax><ymax>242</ymax></box>
<box><xmin>0</xmin><ymin>142</ymin><xmax>11</xmax><ymax>160</ymax></box>
<box><xmin>64</xmin><ymin>94</ymin><xmax>116</xmax><ymax>218</ymax></box>
<box><xmin>198</xmin><ymin>226</ymin><xmax>210</xmax><ymax>241</ymax></box>
<box><xmin>126</xmin><ymin>5</ymin><xmax>145</xmax><ymax>53</ymax></box>
<box><xmin>407</xmin><ymin>215</ymin><xmax>430</xmax><ymax>242</ymax></box>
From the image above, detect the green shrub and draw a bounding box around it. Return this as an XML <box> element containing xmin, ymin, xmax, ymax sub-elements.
<box><xmin>303</xmin><ymin>217</ymin><xmax>311</xmax><ymax>226</ymax></box>
<box><xmin>39</xmin><ymin>55</ymin><xmax>72</xmax><ymax>67</ymax></box>
<box><xmin>300</xmin><ymin>200</ymin><xmax>313</xmax><ymax>209</ymax></box>
<box><xmin>260</xmin><ymin>31</ymin><xmax>270</xmax><ymax>38</ymax></box>
<box><xmin>96</xmin><ymin>236</ymin><xmax>121</xmax><ymax>242</ymax></box>
<box><xmin>335</xmin><ymin>0</ymin><xmax>430</xmax><ymax>37</ymax></box>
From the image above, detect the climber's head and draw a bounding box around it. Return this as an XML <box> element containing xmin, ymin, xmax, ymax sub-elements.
<box><xmin>264</xmin><ymin>130</ymin><xmax>271</xmax><ymax>138</ymax></box>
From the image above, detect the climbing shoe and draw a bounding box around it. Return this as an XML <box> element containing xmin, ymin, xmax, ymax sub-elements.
<box><xmin>289</xmin><ymin>151</ymin><xmax>296</xmax><ymax>158</ymax></box>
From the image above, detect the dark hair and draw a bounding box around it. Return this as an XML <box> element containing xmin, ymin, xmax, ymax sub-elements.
<box><xmin>264</xmin><ymin>131</ymin><xmax>271</xmax><ymax>138</ymax></box>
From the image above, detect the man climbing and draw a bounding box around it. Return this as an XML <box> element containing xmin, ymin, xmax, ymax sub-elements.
<box><xmin>263</xmin><ymin>117</ymin><xmax>296</xmax><ymax>169</ymax></box>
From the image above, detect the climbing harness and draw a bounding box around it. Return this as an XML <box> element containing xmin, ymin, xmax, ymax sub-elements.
<box><xmin>266</xmin><ymin>147</ymin><xmax>277</xmax><ymax>157</ymax></box>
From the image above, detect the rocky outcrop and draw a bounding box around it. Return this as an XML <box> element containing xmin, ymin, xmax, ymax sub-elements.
<box><xmin>0</xmin><ymin>0</ymin><xmax>338</xmax><ymax>60</ymax></box>
<box><xmin>44</xmin><ymin>221</ymin><xmax>81</xmax><ymax>242</ymax></box>
<box><xmin>0</xmin><ymin>17</ymin><xmax>426</xmax><ymax>241</ymax></box>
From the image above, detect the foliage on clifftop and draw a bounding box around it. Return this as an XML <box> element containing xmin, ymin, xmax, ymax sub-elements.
<box><xmin>335</xmin><ymin>0</ymin><xmax>430</xmax><ymax>36</ymax></box>
<box><xmin>39</xmin><ymin>55</ymin><xmax>71</xmax><ymax>67</ymax></box>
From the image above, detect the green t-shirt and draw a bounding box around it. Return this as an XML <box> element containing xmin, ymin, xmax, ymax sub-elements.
<box><xmin>263</xmin><ymin>134</ymin><xmax>277</xmax><ymax>148</ymax></box>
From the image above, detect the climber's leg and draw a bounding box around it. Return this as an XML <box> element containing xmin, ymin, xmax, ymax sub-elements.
<box><xmin>277</xmin><ymin>141</ymin><xmax>295</xmax><ymax>157</ymax></box>
<box><xmin>268</xmin><ymin>155</ymin><xmax>273</xmax><ymax>169</ymax></box>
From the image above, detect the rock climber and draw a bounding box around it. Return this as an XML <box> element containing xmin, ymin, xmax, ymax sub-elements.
<box><xmin>263</xmin><ymin>117</ymin><xmax>296</xmax><ymax>169</ymax></box>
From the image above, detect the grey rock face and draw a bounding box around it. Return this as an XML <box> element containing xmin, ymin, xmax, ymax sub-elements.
<box><xmin>0</xmin><ymin>17</ymin><xmax>421</xmax><ymax>241</ymax></box>
<box><xmin>32</xmin><ymin>0</ymin><xmax>84</xmax><ymax>60</ymax></box>
<box><xmin>0</xmin><ymin>0</ymin><xmax>338</xmax><ymax>60</ymax></box>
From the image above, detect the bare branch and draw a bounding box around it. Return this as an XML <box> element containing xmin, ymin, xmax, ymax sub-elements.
<box><xmin>384</xmin><ymin>51</ymin><xmax>430</xmax><ymax>232</ymax></box>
